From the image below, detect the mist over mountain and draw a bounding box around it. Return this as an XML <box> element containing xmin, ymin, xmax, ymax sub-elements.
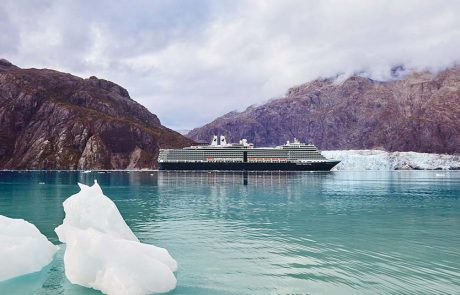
<box><xmin>0</xmin><ymin>59</ymin><xmax>193</xmax><ymax>170</ymax></box>
<box><xmin>2</xmin><ymin>1</ymin><xmax>460</xmax><ymax>129</ymax></box>
<box><xmin>188</xmin><ymin>66</ymin><xmax>460</xmax><ymax>154</ymax></box>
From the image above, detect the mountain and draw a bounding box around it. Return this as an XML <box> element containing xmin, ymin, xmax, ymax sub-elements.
<box><xmin>0</xmin><ymin>59</ymin><xmax>194</xmax><ymax>170</ymax></box>
<box><xmin>188</xmin><ymin>66</ymin><xmax>460</xmax><ymax>154</ymax></box>
<box><xmin>175</xmin><ymin>129</ymin><xmax>191</xmax><ymax>136</ymax></box>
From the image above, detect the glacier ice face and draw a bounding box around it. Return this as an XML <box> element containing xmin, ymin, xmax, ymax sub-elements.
<box><xmin>323</xmin><ymin>150</ymin><xmax>460</xmax><ymax>170</ymax></box>
<box><xmin>55</xmin><ymin>181</ymin><xmax>177</xmax><ymax>295</ymax></box>
<box><xmin>0</xmin><ymin>215</ymin><xmax>58</xmax><ymax>282</ymax></box>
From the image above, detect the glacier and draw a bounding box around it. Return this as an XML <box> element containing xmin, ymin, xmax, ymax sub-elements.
<box><xmin>55</xmin><ymin>181</ymin><xmax>177</xmax><ymax>295</ymax></box>
<box><xmin>0</xmin><ymin>215</ymin><xmax>58</xmax><ymax>282</ymax></box>
<box><xmin>323</xmin><ymin>150</ymin><xmax>460</xmax><ymax>171</ymax></box>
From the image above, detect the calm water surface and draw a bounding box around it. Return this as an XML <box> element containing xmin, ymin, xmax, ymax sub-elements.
<box><xmin>0</xmin><ymin>171</ymin><xmax>459</xmax><ymax>295</ymax></box>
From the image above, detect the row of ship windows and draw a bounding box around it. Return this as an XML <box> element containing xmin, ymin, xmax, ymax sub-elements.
<box><xmin>165</xmin><ymin>152</ymin><xmax>326</xmax><ymax>157</ymax></box>
<box><xmin>163</xmin><ymin>157</ymin><xmax>325</xmax><ymax>159</ymax></box>
<box><xmin>167</xmin><ymin>152</ymin><xmax>320</xmax><ymax>157</ymax></box>
<box><xmin>162</xmin><ymin>155</ymin><xmax>325</xmax><ymax>160</ymax></box>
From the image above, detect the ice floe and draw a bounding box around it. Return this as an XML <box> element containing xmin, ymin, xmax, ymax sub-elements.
<box><xmin>55</xmin><ymin>182</ymin><xmax>138</xmax><ymax>242</ymax></box>
<box><xmin>55</xmin><ymin>181</ymin><xmax>177</xmax><ymax>295</ymax></box>
<box><xmin>0</xmin><ymin>216</ymin><xmax>58</xmax><ymax>282</ymax></box>
<box><xmin>323</xmin><ymin>150</ymin><xmax>460</xmax><ymax>171</ymax></box>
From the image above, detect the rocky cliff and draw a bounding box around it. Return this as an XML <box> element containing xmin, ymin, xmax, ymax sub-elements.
<box><xmin>0</xmin><ymin>59</ymin><xmax>194</xmax><ymax>170</ymax></box>
<box><xmin>188</xmin><ymin>66</ymin><xmax>460</xmax><ymax>154</ymax></box>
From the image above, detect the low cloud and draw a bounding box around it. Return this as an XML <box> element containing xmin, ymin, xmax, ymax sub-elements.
<box><xmin>2</xmin><ymin>0</ymin><xmax>460</xmax><ymax>129</ymax></box>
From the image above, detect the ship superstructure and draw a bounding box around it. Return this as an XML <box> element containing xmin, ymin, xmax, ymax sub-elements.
<box><xmin>158</xmin><ymin>136</ymin><xmax>340</xmax><ymax>171</ymax></box>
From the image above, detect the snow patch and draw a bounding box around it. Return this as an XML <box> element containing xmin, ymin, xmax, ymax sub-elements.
<box><xmin>323</xmin><ymin>150</ymin><xmax>460</xmax><ymax>170</ymax></box>
<box><xmin>55</xmin><ymin>181</ymin><xmax>177</xmax><ymax>295</ymax></box>
<box><xmin>0</xmin><ymin>216</ymin><xmax>58</xmax><ymax>282</ymax></box>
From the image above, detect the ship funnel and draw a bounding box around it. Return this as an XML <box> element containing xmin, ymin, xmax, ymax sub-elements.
<box><xmin>220</xmin><ymin>135</ymin><xmax>227</xmax><ymax>146</ymax></box>
<box><xmin>211</xmin><ymin>135</ymin><xmax>218</xmax><ymax>146</ymax></box>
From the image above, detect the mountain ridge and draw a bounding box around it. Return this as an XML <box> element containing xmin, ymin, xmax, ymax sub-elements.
<box><xmin>0</xmin><ymin>59</ymin><xmax>194</xmax><ymax>169</ymax></box>
<box><xmin>188</xmin><ymin>66</ymin><xmax>460</xmax><ymax>154</ymax></box>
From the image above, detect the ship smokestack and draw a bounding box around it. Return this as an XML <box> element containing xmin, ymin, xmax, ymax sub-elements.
<box><xmin>211</xmin><ymin>135</ymin><xmax>218</xmax><ymax>146</ymax></box>
<box><xmin>220</xmin><ymin>135</ymin><xmax>227</xmax><ymax>146</ymax></box>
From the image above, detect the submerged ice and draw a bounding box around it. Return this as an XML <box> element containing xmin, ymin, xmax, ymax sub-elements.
<box><xmin>55</xmin><ymin>181</ymin><xmax>177</xmax><ymax>295</ymax></box>
<box><xmin>0</xmin><ymin>215</ymin><xmax>58</xmax><ymax>282</ymax></box>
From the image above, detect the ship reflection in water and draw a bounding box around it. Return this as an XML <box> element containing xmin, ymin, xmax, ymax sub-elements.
<box><xmin>157</xmin><ymin>170</ymin><xmax>332</xmax><ymax>186</ymax></box>
<box><xmin>65</xmin><ymin>170</ymin><xmax>332</xmax><ymax>188</ymax></box>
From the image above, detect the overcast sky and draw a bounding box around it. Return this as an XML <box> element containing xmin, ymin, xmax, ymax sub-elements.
<box><xmin>1</xmin><ymin>0</ymin><xmax>460</xmax><ymax>130</ymax></box>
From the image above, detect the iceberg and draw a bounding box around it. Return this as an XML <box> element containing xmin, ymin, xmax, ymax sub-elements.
<box><xmin>323</xmin><ymin>150</ymin><xmax>460</xmax><ymax>171</ymax></box>
<box><xmin>0</xmin><ymin>215</ymin><xmax>58</xmax><ymax>282</ymax></box>
<box><xmin>55</xmin><ymin>181</ymin><xmax>177</xmax><ymax>295</ymax></box>
<box><xmin>55</xmin><ymin>182</ymin><xmax>139</xmax><ymax>242</ymax></box>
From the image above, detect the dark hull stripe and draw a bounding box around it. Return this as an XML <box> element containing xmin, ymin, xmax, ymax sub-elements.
<box><xmin>159</xmin><ymin>161</ymin><xmax>340</xmax><ymax>171</ymax></box>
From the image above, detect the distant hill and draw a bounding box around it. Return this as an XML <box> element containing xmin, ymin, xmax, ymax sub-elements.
<box><xmin>188</xmin><ymin>66</ymin><xmax>460</xmax><ymax>154</ymax></box>
<box><xmin>0</xmin><ymin>59</ymin><xmax>194</xmax><ymax>169</ymax></box>
<box><xmin>175</xmin><ymin>129</ymin><xmax>191</xmax><ymax>136</ymax></box>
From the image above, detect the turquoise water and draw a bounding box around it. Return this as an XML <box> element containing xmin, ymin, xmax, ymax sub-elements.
<box><xmin>0</xmin><ymin>171</ymin><xmax>459</xmax><ymax>295</ymax></box>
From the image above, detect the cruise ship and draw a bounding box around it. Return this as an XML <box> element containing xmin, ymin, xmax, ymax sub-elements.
<box><xmin>158</xmin><ymin>136</ymin><xmax>340</xmax><ymax>171</ymax></box>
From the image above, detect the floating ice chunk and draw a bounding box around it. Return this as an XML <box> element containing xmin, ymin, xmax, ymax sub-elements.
<box><xmin>55</xmin><ymin>181</ymin><xmax>138</xmax><ymax>242</ymax></box>
<box><xmin>60</xmin><ymin>227</ymin><xmax>176</xmax><ymax>295</ymax></box>
<box><xmin>0</xmin><ymin>215</ymin><xmax>58</xmax><ymax>282</ymax></box>
<box><xmin>55</xmin><ymin>181</ymin><xmax>177</xmax><ymax>295</ymax></box>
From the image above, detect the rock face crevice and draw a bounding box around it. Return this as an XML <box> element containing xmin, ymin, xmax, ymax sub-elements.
<box><xmin>188</xmin><ymin>67</ymin><xmax>460</xmax><ymax>154</ymax></box>
<box><xmin>0</xmin><ymin>59</ymin><xmax>194</xmax><ymax>169</ymax></box>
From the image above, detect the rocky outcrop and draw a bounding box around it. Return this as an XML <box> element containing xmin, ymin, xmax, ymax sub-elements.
<box><xmin>0</xmin><ymin>59</ymin><xmax>194</xmax><ymax>170</ymax></box>
<box><xmin>188</xmin><ymin>66</ymin><xmax>460</xmax><ymax>154</ymax></box>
